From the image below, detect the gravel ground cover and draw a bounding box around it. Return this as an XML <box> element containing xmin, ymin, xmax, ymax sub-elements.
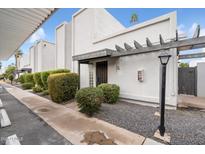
<box><xmin>94</xmin><ymin>101</ymin><xmax>205</xmax><ymax>145</ymax></box>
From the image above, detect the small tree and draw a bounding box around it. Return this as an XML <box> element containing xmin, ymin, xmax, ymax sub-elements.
<box><xmin>14</xmin><ymin>50</ymin><xmax>23</xmax><ymax>69</ymax></box>
<box><xmin>130</xmin><ymin>13</ymin><xmax>138</xmax><ymax>25</ymax></box>
<box><xmin>179</xmin><ymin>63</ymin><xmax>189</xmax><ymax>68</ymax></box>
<box><xmin>5</xmin><ymin>66</ymin><xmax>16</xmax><ymax>79</ymax></box>
<box><xmin>8</xmin><ymin>74</ymin><xmax>14</xmax><ymax>84</ymax></box>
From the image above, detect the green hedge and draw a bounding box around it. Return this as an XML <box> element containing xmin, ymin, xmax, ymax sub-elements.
<box><xmin>98</xmin><ymin>83</ymin><xmax>120</xmax><ymax>104</ymax></box>
<box><xmin>48</xmin><ymin>73</ymin><xmax>79</xmax><ymax>103</ymax></box>
<box><xmin>41</xmin><ymin>71</ymin><xmax>50</xmax><ymax>89</ymax></box>
<box><xmin>24</xmin><ymin>73</ymin><xmax>35</xmax><ymax>86</ymax></box>
<box><xmin>33</xmin><ymin>72</ymin><xmax>44</xmax><ymax>88</ymax></box>
<box><xmin>40</xmin><ymin>69</ymin><xmax>70</xmax><ymax>90</ymax></box>
<box><xmin>75</xmin><ymin>87</ymin><xmax>103</xmax><ymax>116</ymax></box>
<box><xmin>19</xmin><ymin>74</ymin><xmax>26</xmax><ymax>84</ymax></box>
<box><xmin>5</xmin><ymin>66</ymin><xmax>16</xmax><ymax>79</ymax></box>
<box><xmin>8</xmin><ymin>74</ymin><xmax>14</xmax><ymax>84</ymax></box>
<box><xmin>32</xmin><ymin>86</ymin><xmax>43</xmax><ymax>93</ymax></box>
<box><xmin>22</xmin><ymin>82</ymin><xmax>33</xmax><ymax>90</ymax></box>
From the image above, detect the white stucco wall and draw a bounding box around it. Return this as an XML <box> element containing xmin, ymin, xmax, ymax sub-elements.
<box><xmin>34</xmin><ymin>44</ymin><xmax>38</xmax><ymax>72</ymax></box>
<box><xmin>24</xmin><ymin>40</ymin><xmax>56</xmax><ymax>73</ymax></box>
<box><xmin>41</xmin><ymin>41</ymin><xmax>56</xmax><ymax>71</ymax></box>
<box><xmin>35</xmin><ymin>40</ymin><xmax>56</xmax><ymax>72</ymax></box>
<box><xmin>56</xmin><ymin>22</ymin><xmax>72</xmax><ymax>70</ymax></box>
<box><xmin>72</xmin><ymin>8</ymin><xmax>126</xmax><ymax>88</ymax></box>
<box><xmin>197</xmin><ymin>62</ymin><xmax>205</xmax><ymax>97</ymax></box>
<box><xmin>72</xmin><ymin>9</ymin><xmax>178</xmax><ymax>107</ymax></box>
<box><xmin>29</xmin><ymin>46</ymin><xmax>35</xmax><ymax>72</ymax></box>
<box><xmin>19</xmin><ymin>52</ymin><xmax>30</xmax><ymax>69</ymax></box>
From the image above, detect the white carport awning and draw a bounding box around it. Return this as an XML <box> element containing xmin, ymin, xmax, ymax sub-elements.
<box><xmin>0</xmin><ymin>8</ymin><xmax>56</xmax><ymax>60</ymax></box>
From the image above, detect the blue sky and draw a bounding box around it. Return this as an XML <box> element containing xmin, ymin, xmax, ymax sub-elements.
<box><xmin>2</xmin><ymin>8</ymin><xmax>205</xmax><ymax>67</ymax></box>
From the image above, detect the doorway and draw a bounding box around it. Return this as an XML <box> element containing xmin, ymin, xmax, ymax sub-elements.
<box><xmin>96</xmin><ymin>61</ymin><xmax>108</xmax><ymax>86</ymax></box>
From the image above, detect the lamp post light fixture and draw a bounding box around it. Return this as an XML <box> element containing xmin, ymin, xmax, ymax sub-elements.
<box><xmin>158</xmin><ymin>52</ymin><xmax>171</xmax><ymax>136</ymax></box>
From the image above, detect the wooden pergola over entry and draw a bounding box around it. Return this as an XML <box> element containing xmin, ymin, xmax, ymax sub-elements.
<box><xmin>73</xmin><ymin>25</ymin><xmax>205</xmax><ymax>61</ymax></box>
<box><xmin>73</xmin><ymin>25</ymin><xmax>205</xmax><ymax>87</ymax></box>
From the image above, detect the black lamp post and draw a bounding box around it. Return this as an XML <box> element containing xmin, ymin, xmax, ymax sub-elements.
<box><xmin>158</xmin><ymin>52</ymin><xmax>171</xmax><ymax>136</ymax></box>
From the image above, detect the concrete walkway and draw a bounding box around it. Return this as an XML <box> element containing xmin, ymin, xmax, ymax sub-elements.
<box><xmin>0</xmin><ymin>85</ymin><xmax>71</xmax><ymax>145</ymax></box>
<box><xmin>178</xmin><ymin>95</ymin><xmax>205</xmax><ymax>109</ymax></box>
<box><xmin>1</xmin><ymin>82</ymin><xmax>147</xmax><ymax>145</ymax></box>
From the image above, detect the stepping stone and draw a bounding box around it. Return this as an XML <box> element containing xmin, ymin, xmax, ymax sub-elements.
<box><xmin>0</xmin><ymin>109</ymin><xmax>11</xmax><ymax>127</ymax></box>
<box><xmin>154</xmin><ymin>130</ymin><xmax>170</xmax><ymax>143</ymax></box>
<box><xmin>154</xmin><ymin>111</ymin><xmax>160</xmax><ymax>117</ymax></box>
<box><xmin>5</xmin><ymin>134</ymin><xmax>21</xmax><ymax>145</ymax></box>
<box><xmin>143</xmin><ymin>138</ymin><xmax>163</xmax><ymax>145</ymax></box>
<box><xmin>0</xmin><ymin>99</ymin><xmax>3</xmax><ymax>108</ymax></box>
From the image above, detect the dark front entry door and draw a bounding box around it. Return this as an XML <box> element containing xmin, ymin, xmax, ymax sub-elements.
<box><xmin>178</xmin><ymin>67</ymin><xmax>197</xmax><ymax>96</ymax></box>
<box><xmin>96</xmin><ymin>61</ymin><xmax>108</xmax><ymax>86</ymax></box>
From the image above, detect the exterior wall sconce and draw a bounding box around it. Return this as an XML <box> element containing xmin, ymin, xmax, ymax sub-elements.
<box><xmin>138</xmin><ymin>70</ymin><xmax>144</xmax><ymax>82</ymax></box>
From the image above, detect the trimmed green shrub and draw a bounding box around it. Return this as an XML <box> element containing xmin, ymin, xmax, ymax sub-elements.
<box><xmin>32</xmin><ymin>86</ymin><xmax>43</xmax><ymax>93</ymax></box>
<box><xmin>33</xmin><ymin>72</ymin><xmax>44</xmax><ymax>88</ymax></box>
<box><xmin>8</xmin><ymin>74</ymin><xmax>14</xmax><ymax>84</ymax></box>
<box><xmin>40</xmin><ymin>69</ymin><xmax>70</xmax><ymax>90</ymax></box>
<box><xmin>0</xmin><ymin>74</ymin><xmax>4</xmax><ymax>80</ymax></box>
<box><xmin>41</xmin><ymin>71</ymin><xmax>50</xmax><ymax>89</ymax></box>
<box><xmin>22</xmin><ymin>82</ymin><xmax>33</xmax><ymax>90</ymax></box>
<box><xmin>42</xmin><ymin>90</ymin><xmax>49</xmax><ymax>96</ymax></box>
<box><xmin>19</xmin><ymin>74</ymin><xmax>26</xmax><ymax>84</ymax></box>
<box><xmin>75</xmin><ymin>87</ymin><xmax>103</xmax><ymax>116</ymax></box>
<box><xmin>98</xmin><ymin>83</ymin><xmax>120</xmax><ymax>104</ymax></box>
<box><xmin>48</xmin><ymin>73</ymin><xmax>79</xmax><ymax>103</ymax></box>
<box><xmin>24</xmin><ymin>73</ymin><xmax>35</xmax><ymax>86</ymax></box>
<box><xmin>5</xmin><ymin>66</ymin><xmax>16</xmax><ymax>79</ymax></box>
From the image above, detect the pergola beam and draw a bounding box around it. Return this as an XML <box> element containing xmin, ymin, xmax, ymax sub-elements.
<box><xmin>193</xmin><ymin>25</ymin><xmax>200</xmax><ymax>38</ymax></box>
<box><xmin>179</xmin><ymin>52</ymin><xmax>205</xmax><ymax>59</ymax></box>
<box><xmin>124</xmin><ymin>43</ymin><xmax>133</xmax><ymax>51</ymax></box>
<box><xmin>176</xmin><ymin>30</ymin><xmax>179</xmax><ymax>41</ymax></box>
<box><xmin>112</xmin><ymin>36</ymin><xmax>205</xmax><ymax>57</ymax></box>
<box><xmin>115</xmin><ymin>45</ymin><xmax>125</xmax><ymax>52</ymax></box>
<box><xmin>159</xmin><ymin>34</ymin><xmax>165</xmax><ymax>45</ymax></box>
<box><xmin>146</xmin><ymin>38</ymin><xmax>153</xmax><ymax>47</ymax></box>
<box><xmin>73</xmin><ymin>24</ymin><xmax>205</xmax><ymax>62</ymax></box>
<box><xmin>134</xmin><ymin>40</ymin><xmax>143</xmax><ymax>49</ymax></box>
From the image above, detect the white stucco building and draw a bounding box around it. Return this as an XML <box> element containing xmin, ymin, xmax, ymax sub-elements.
<box><xmin>72</xmin><ymin>9</ymin><xmax>178</xmax><ymax>108</ymax></box>
<box><xmin>55</xmin><ymin>22</ymin><xmax>72</xmax><ymax>70</ymax></box>
<box><xmin>19</xmin><ymin>8</ymin><xmax>179</xmax><ymax>108</ymax></box>
<box><xmin>20</xmin><ymin>40</ymin><xmax>56</xmax><ymax>72</ymax></box>
<box><xmin>19</xmin><ymin>52</ymin><xmax>30</xmax><ymax>69</ymax></box>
